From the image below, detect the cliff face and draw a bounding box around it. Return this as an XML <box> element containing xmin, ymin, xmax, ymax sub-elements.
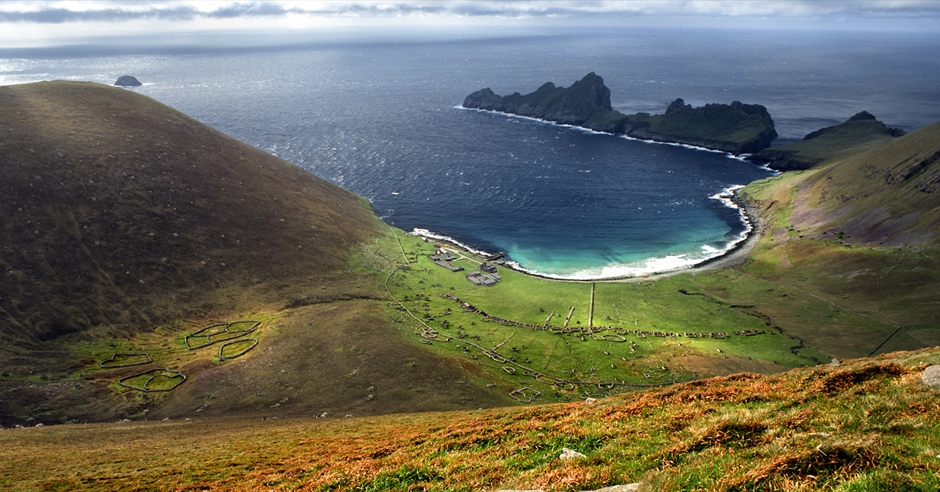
<box><xmin>626</xmin><ymin>98</ymin><xmax>777</xmax><ymax>154</ymax></box>
<box><xmin>463</xmin><ymin>73</ymin><xmax>777</xmax><ymax>154</ymax></box>
<box><xmin>463</xmin><ymin>73</ymin><xmax>627</xmax><ymax>133</ymax></box>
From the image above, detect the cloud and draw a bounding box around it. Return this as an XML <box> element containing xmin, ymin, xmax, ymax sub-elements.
<box><xmin>0</xmin><ymin>2</ymin><xmax>302</xmax><ymax>23</ymax></box>
<box><xmin>2</xmin><ymin>1</ymin><xmax>940</xmax><ymax>24</ymax></box>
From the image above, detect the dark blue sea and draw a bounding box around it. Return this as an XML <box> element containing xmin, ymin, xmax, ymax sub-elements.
<box><xmin>3</xmin><ymin>27</ymin><xmax>938</xmax><ymax>278</ymax></box>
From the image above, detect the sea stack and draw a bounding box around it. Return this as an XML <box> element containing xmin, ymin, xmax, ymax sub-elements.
<box><xmin>114</xmin><ymin>75</ymin><xmax>142</xmax><ymax>87</ymax></box>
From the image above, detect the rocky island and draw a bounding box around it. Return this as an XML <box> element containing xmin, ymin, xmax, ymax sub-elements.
<box><xmin>113</xmin><ymin>75</ymin><xmax>142</xmax><ymax>86</ymax></box>
<box><xmin>463</xmin><ymin>72</ymin><xmax>778</xmax><ymax>155</ymax></box>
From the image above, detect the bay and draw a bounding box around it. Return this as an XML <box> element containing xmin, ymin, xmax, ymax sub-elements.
<box><xmin>2</xmin><ymin>27</ymin><xmax>937</xmax><ymax>278</ymax></box>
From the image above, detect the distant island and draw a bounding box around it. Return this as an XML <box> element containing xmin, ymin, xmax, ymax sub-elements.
<box><xmin>114</xmin><ymin>75</ymin><xmax>142</xmax><ymax>86</ymax></box>
<box><xmin>463</xmin><ymin>72</ymin><xmax>777</xmax><ymax>155</ymax></box>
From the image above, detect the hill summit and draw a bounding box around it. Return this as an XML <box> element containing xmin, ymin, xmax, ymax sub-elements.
<box><xmin>0</xmin><ymin>81</ymin><xmax>385</xmax><ymax>365</ymax></box>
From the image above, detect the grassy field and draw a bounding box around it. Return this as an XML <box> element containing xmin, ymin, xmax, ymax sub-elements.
<box><xmin>13</xmin><ymin>208</ymin><xmax>930</xmax><ymax>426</ymax></box>
<box><xmin>3</xmin><ymin>347</ymin><xmax>937</xmax><ymax>491</ymax></box>
<box><xmin>377</xmin><ymin>228</ymin><xmax>833</xmax><ymax>406</ymax></box>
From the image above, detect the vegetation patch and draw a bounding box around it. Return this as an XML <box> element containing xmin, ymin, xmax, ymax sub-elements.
<box><xmin>117</xmin><ymin>368</ymin><xmax>186</xmax><ymax>392</ymax></box>
<box><xmin>99</xmin><ymin>352</ymin><xmax>152</xmax><ymax>369</ymax></box>
<box><xmin>4</xmin><ymin>348</ymin><xmax>937</xmax><ymax>491</ymax></box>
<box><xmin>379</xmin><ymin>228</ymin><xmax>827</xmax><ymax>405</ymax></box>
<box><xmin>185</xmin><ymin>320</ymin><xmax>260</xmax><ymax>350</ymax></box>
<box><xmin>218</xmin><ymin>337</ymin><xmax>259</xmax><ymax>361</ymax></box>
<box><xmin>812</xmin><ymin>362</ymin><xmax>909</xmax><ymax>394</ymax></box>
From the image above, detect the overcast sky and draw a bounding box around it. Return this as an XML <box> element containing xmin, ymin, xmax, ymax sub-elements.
<box><xmin>2</xmin><ymin>1</ymin><xmax>939</xmax><ymax>48</ymax></box>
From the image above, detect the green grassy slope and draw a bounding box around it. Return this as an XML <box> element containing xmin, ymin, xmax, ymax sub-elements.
<box><xmin>749</xmin><ymin>111</ymin><xmax>905</xmax><ymax>171</ymax></box>
<box><xmin>742</xmin><ymin>121</ymin><xmax>940</xmax><ymax>249</ymax></box>
<box><xmin>0</xmin><ymin>82</ymin><xmax>515</xmax><ymax>425</ymax></box>
<box><xmin>792</xmin><ymin>122</ymin><xmax>940</xmax><ymax>246</ymax></box>
<box><xmin>3</xmin><ymin>347</ymin><xmax>937</xmax><ymax>491</ymax></box>
<box><xmin>737</xmin><ymin>122</ymin><xmax>940</xmax><ymax>359</ymax></box>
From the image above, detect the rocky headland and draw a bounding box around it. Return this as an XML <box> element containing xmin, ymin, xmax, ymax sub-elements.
<box><xmin>463</xmin><ymin>72</ymin><xmax>778</xmax><ymax>155</ymax></box>
<box><xmin>748</xmin><ymin>110</ymin><xmax>906</xmax><ymax>171</ymax></box>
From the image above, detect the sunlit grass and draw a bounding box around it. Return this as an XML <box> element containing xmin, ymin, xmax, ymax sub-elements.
<box><xmin>3</xmin><ymin>348</ymin><xmax>937</xmax><ymax>491</ymax></box>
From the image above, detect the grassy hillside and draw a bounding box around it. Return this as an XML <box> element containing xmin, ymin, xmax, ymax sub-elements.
<box><xmin>0</xmin><ymin>81</ymin><xmax>384</xmax><ymax>351</ymax></box>
<box><xmin>737</xmin><ymin>122</ymin><xmax>940</xmax><ymax>359</ymax></box>
<box><xmin>0</xmin><ymin>82</ymin><xmax>515</xmax><ymax>425</ymax></box>
<box><xmin>3</xmin><ymin>77</ymin><xmax>939</xmax><ymax>481</ymax></box>
<box><xmin>2</xmin><ymin>347</ymin><xmax>938</xmax><ymax>491</ymax></box>
<box><xmin>749</xmin><ymin>111</ymin><xmax>905</xmax><ymax>171</ymax></box>
<box><xmin>789</xmin><ymin>122</ymin><xmax>940</xmax><ymax>246</ymax></box>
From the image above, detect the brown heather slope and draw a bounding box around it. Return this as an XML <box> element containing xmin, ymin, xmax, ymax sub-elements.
<box><xmin>0</xmin><ymin>81</ymin><xmax>516</xmax><ymax>424</ymax></box>
<box><xmin>0</xmin><ymin>81</ymin><xmax>383</xmax><ymax>356</ymax></box>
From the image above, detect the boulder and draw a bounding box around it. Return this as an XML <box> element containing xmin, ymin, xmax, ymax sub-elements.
<box><xmin>923</xmin><ymin>365</ymin><xmax>940</xmax><ymax>388</ymax></box>
<box><xmin>559</xmin><ymin>447</ymin><xmax>587</xmax><ymax>460</ymax></box>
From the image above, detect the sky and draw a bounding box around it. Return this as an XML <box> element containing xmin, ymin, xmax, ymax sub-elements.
<box><xmin>1</xmin><ymin>1</ymin><xmax>939</xmax><ymax>48</ymax></box>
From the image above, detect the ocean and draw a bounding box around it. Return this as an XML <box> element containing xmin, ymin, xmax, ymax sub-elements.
<box><xmin>2</xmin><ymin>27</ymin><xmax>938</xmax><ymax>279</ymax></box>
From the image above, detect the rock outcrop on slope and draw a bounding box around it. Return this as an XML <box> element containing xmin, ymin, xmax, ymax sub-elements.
<box><xmin>463</xmin><ymin>73</ymin><xmax>778</xmax><ymax>154</ymax></box>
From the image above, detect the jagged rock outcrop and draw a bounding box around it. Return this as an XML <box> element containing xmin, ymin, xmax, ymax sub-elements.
<box><xmin>464</xmin><ymin>73</ymin><xmax>777</xmax><ymax>154</ymax></box>
<box><xmin>464</xmin><ymin>73</ymin><xmax>627</xmax><ymax>133</ymax></box>
<box><xmin>114</xmin><ymin>75</ymin><xmax>142</xmax><ymax>86</ymax></box>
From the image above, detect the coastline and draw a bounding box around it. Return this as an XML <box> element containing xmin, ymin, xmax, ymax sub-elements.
<box><xmin>412</xmin><ymin>190</ymin><xmax>765</xmax><ymax>283</ymax></box>
<box><xmin>421</xmin><ymin>108</ymin><xmax>773</xmax><ymax>282</ymax></box>
<box><xmin>664</xmin><ymin>196</ymin><xmax>763</xmax><ymax>273</ymax></box>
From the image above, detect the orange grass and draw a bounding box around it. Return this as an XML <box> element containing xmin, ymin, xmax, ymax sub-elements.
<box><xmin>2</xmin><ymin>348</ymin><xmax>939</xmax><ymax>491</ymax></box>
